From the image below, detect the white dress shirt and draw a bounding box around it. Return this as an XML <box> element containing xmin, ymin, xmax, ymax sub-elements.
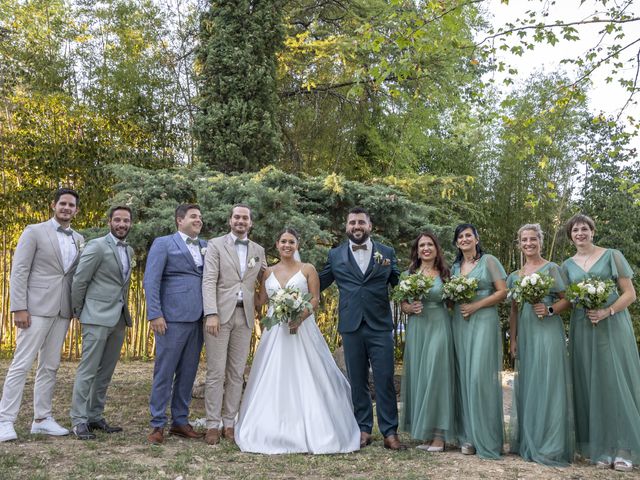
<box><xmin>51</xmin><ymin>218</ymin><xmax>77</xmax><ymax>272</ymax></box>
<box><xmin>178</xmin><ymin>231</ymin><xmax>203</xmax><ymax>267</ymax></box>
<box><xmin>230</xmin><ymin>233</ymin><xmax>248</xmax><ymax>301</ymax></box>
<box><xmin>349</xmin><ymin>238</ymin><xmax>373</xmax><ymax>275</ymax></box>
<box><xmin>109</xmin><ymin>233</ymin><xmax>130</xmax><ymax>280</ymax></box>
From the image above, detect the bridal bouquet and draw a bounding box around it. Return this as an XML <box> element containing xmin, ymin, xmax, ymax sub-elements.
<box><xmin>391</xmin><ymin>272</ymin><xmax>435</xmax><ymax>303</ymax></box>
<box><xmin>566</xmin><ymin>277</ymin><xmax>615</xmax><ymax>310</ymax></box>
<box><xmin>442</xmin><ymin>275</ymin><xmax>478</xmax><ymax>303</ymax></box>
<box><xmin>261</xmin><ymin>286</ymin><xmax>313</xmax><ymax>334</ymax></box>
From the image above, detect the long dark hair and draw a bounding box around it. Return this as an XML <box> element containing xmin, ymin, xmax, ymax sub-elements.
<box><xmin>452</xmin><ymin>223</ymin><xmax>484</xmax><ymax>264</ymax></box>
<box><xmin>408</xmin><ymin>231</ymin><xmax>450</xmax><ymax>280</ymax></box>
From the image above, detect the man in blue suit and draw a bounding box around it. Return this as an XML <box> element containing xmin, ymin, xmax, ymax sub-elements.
<box><xmin>144</xmin><ymin>204</ymin><xmax>206</xmax><ymax>444</ymax></box>
<box><xmin>319</xmin><ymin>207</ymin><xmax>405</xmax><ymax>450</ymax></box>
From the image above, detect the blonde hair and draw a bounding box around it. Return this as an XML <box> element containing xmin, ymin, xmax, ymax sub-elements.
<box><xmin>517</xmin><ymin>223</ymin><xmax>544</xmax><ymax>248</ymax></box>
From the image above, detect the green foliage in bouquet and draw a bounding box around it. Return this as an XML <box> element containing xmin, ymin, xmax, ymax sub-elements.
<box><xmin>566</xmin><ymin>277</ymin><xmax>615</xmax><ymax>309</ymax></box>
<box><xmin>391</xmin><ymin>272</ymin><xmax>435</xmax><ymax>303</ymax></box>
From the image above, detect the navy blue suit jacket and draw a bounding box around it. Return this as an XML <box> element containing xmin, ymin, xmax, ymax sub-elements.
<box><xmin>319</xmin><ymin>241</ymin><xmax>399</xmax><ymax>333</ymax></box>
<box><xmin>143</xmin><ymin>232</ymin><xmax>206</xmax><ymax>323</ymax></box>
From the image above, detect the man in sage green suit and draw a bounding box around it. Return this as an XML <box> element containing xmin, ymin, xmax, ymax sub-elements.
<box><xmin>69</xmin><ymin>206</ymin><xmax>134</xmax><ymax>440</ymax></box>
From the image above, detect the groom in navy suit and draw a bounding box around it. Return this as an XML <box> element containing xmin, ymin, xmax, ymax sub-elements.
<box><xmin>319</xmin><ymin>207</ymin><xmax>405</xmax><ymax>450</ymax></box>
<box><xmin>143</xmin><ymin>204</ymin><xmax>207</xmax><ymax>444</ymax></box>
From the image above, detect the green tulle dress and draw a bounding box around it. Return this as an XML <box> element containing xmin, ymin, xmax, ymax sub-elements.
<box><xmin>562</xmin><ymin>249</ymin><xmax>640</xmax><ymax>464</ymax></box>
<box><xmin>451</xmin><ymin>254</ymin><xmax>506</xmax><ymax>459</ymax></box>
<box><xmin>400</xmin><ymin>276</ymin><xmax>455</xmax><ymax>443</ymax></box>
<box><xmin>507</xmin><ymin>262</ymin><xmax>574</xmax><ymax>465</ymax></box>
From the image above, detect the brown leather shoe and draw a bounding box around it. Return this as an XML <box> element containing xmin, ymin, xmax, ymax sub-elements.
<box><xmin>168</xmin><ymin>424</ymin><xmax>204</xmax><ymax>439</ymax></box>
<box><xmin>205</xmin><ymin>428</ymin><xmax>221</xmax><ymax>445</ymax></box>
<box><xmin>147</xmin><ymin>427</ymin><xmax>164</xmax><ymax>445</ymax></box>
<box><xmin>383</xmin><ymin>434</ymin><xmax>407</xmax><ymax>450</ymax></box>
<box><xmin>223</xmin><ymin>427</ymin><xmax>235</xmax><ymax>445</ymax></box>
<box><xmin>360</xmin><ymin>431</ymin><xmax>373</xmax><ymax>448</ymax></box>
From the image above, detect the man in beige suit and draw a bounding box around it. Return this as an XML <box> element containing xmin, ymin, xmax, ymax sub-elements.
<box><xmin>0</xmin><ymin>188</ymin><xmax>83</xmax><ymax>442</ymax></box>
<box><xmin>202</xmin><ymin>204</ymin><xmax>266</xmax><ymax>445</ymax></box>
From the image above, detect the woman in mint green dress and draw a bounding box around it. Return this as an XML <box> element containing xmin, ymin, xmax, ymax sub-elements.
<box><xmin>450</xmin><ymin>223</ymin><xmax>507</xmax><ymax>459</ymax></box>
<box><xmin>507</xmin><ymin>224</ymin><xmax>573</xmax><ymax>466</ymax></box>
<box><xmin>561</xmin><ymin>214</ymin><xmax>640</xmax><ymax>472</ymax></box>
<box><xmin>399</xmin><ymin>232</ymin><xmax>454</xmax><ymax>452</ymax></box>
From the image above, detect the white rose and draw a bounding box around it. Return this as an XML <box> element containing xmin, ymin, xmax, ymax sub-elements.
<box><xmin>529</xmin><ymin>275</ymin><xmax>538</xmax><ymax>285</ymax></box>
<box><xmin>587</xmin><ymin>285</ymin><xmax>596</xmax><ymax>295</ymax></box>
<box><xmin>456</xmin><ymin>284</ymin><xmax>464</xmax><ymax>292</ymax></box>
<box><xmin>521</xmin><ymin>277</ymin><xmax>529</xmax><ymax>287</ymax></box>
<box><xmin>596</xmin><ymin>286</ymin><xmax>604</xmax><ymax>294</ymax></box>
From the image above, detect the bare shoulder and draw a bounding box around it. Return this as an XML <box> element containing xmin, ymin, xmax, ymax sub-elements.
<box><xmin>301</xmin><ymin>262</ymin><xmax>318</xmax><ymax>276</ymax></box>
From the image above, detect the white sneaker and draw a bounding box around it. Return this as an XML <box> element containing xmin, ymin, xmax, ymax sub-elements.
<box><xmin>30</xmin><ymin>417</ymin><xmax>69</xmax><ymax>436</ymax></box>
<box><xmin>0</xmin><ymin>421</ymin><xmax>18</xmax><ymax>442</ymax></box>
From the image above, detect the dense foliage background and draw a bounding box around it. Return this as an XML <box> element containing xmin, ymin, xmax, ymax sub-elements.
<box><xmin>1</xmin><ymin>0</ymin><xmax>638</xmax><ymax>363</ymax></box>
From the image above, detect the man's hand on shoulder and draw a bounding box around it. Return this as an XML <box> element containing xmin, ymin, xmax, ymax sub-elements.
<box><xmin>205</xmin><ymin>314</ymin><xmax>220</xmax><ymax>337</ymax></box>
<box><xmin>13</xmin><ymin>310</ymin><xmax>31</xmax><ymax>329</ymax></box>
<box><xmin>150</xmin><ymin>317</ymin><xmax>168</xmax><ymax>335</ymax></box>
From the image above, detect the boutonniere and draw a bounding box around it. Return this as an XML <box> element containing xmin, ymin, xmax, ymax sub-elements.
<box><xmin>374</xmin><ymin>251</ymin><xmax>391</xmax><ymax>266</ymax></box>
<box><xmin>130</xmin><ymin>258</ymin><xmax>137</xmax><ymax>269</ymax></box>
<box><xmin>200</xmin><ymin>247</ymin><xmax>207</xmax><ymax>256</ymax></box>
<box><xmin>77</xmin><ymin>242</ymin><xmax>86</xmax><ymax>252</ymax></box>
<box><xmin>247</xmin><ymin>256</ymin><xmax>259</xmax><ymax>268</ymax></box>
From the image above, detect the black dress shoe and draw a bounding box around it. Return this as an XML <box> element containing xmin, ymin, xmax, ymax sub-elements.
<box><xmin>88</xmin><ymin>419</ymin><xmax>123</xmax><ymax>433</ymax></box>
<box><xmin>72</xmin><ymin>423</ymin><xmax>96</xmax><ymax>440</ymax></box>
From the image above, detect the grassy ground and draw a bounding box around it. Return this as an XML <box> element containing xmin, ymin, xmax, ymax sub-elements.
<box><xmin>0</xmin><ymin>359</ymin><xmax>634</xmax><ymax>479</ymax></box>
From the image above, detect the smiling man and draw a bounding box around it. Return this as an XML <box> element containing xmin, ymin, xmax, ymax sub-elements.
<box><xmin>70</xmin><ymin>206</ymin><xmax>134</xmax><ymax>440</ymax></box>
<box><xmin>319</xmin><ymin>206</ymin><xmax>405</xmax><ymax>450</ymax></box>
<box><xmin>144</xmin><ymin>204</ymin><xmax>207</xmax><ymax>444</ymax></box>
<box><xmin>201</xmin><ymin>204</ymin><xmax>266</xmax><ymax>445</ymax></box>
<box><xmin>0</xmin><ymin>188</ymin><xmax>83</xmax><ymax>443</ymax></box>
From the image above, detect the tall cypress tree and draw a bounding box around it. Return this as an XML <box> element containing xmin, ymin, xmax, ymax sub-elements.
<box><xmin>194</xmin><ymin>0</ymin><xmax>284</xmax><ymax>172</ymax></box>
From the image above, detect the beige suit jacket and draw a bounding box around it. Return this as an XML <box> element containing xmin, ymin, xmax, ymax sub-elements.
<box><xmin>10</xmin><ymin>219</ymin><xmax>84</xmax><ymax>318</ymax></box>
<box><xmin>202</xmin><ymin>233</ymin><xmax>266</xmax><ymax>326</ymax></box>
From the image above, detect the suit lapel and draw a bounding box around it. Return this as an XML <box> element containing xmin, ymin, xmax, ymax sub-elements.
<box><xmin>342</xmin><ymin>243</ymin><xmax>364</xmax><ymax>279</ymax></box>
<box><xmin>173</xmin><ymin>232</ymin><xmax>197</xmax><ymax>270</ymax></box>
<box><xmin>45</xmin><ymin>221</ymin><xmax>65</xmax><ymax>271</ymax></box>
<box><xmin>224</xmin><ymin>234</ymin><xmax>242</xmax><ymax>277</ymax></box>
<box><xmin>106</xmin><ymin>235</ymin><xmax>125</xmax><ymax>282</ymax></box>
<box><xmin>362</xmin><ymin>242</ymin><xmax>379</xmax><ymax>282</ymax></box>
<box><xmin>125</xmin><ymin>246</ymin><xmax>134</xmax><ymax>282</ymax></box>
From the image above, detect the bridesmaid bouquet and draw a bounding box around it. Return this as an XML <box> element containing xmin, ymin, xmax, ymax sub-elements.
<box><xmin>261</xmin><ymin>286</ymin><xmax>313</xmax><ymax>334</ymax></box>
<box><xmin>442</xmin><ymin>275</ymin><xmax>479</xmax><ymax>303</ymax></box>
<box><xmin>391</xmin><ymin>272</ymin><xmax>435</xmax><ymax>303</ymax></box>
<box><xmin>566</xmin><ymin>277</ymin><xmax>615</xmax><ymax>310</ymax></box>
<box><xmin>508</xmin><ymin>272</ymin><xmax>555</xmax><ymax>318</ymax></box>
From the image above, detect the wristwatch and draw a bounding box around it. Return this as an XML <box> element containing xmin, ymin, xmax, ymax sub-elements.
<box><xmin>546</xmin><ymin>306</ymin><xmax>554</xmax><ymax>317</ymax></box>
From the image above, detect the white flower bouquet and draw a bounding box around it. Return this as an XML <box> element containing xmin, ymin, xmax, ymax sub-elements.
<box><xmin>566</xmin><ymin>277</ymin><xmax>615</xmax><ymax>310</ymax></box>
<box><xmin>391</xmin><ymin>272</ymin><xmax>435</xmax><ymax>303</ymax></box>
<box><xmin>508</xmin><ymin>272</ymin><xmax>555</xmax><ymax>305</ymax></box>
<box><xmin>442</xmin><ymin>275</ymin><xmax>478</xmax><ymax>303</ymax></box>
<box><xmin>261</xmin><ymin>286</ymin><xmax>313</xmax><ymax>334</ymax></box>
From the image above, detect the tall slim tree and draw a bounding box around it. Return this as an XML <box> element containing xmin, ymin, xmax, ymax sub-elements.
<box><xmin>194</xmin><ymin>0</ymin><xmax>284</xmax><ymax>172</ymax></box>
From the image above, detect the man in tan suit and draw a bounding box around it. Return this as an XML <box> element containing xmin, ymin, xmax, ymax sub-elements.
<box><xmin>202</xmin><ymin>204</ymin><xmax>266</xmax><ymax>445</ymax></box>
<box><xmin>0</xmin><ymin>188</ymin><xmax>83</xmax><ymax>442</ymax></box>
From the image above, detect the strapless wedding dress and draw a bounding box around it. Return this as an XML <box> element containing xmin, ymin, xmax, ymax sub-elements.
<box><xmin>235</xmin><ymin>270</ymin><xmax>360</xmax><ymax>454</ymax></box>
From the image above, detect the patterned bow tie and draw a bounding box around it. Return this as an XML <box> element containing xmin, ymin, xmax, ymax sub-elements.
<box><xmin>117</xmin><ymin>241</ymin><xmax>128</xmax><ymax>248</ymax></box>
<box><xmin>57</xmin><ymin>226</ymin><xmax>73</xmax><ymax>236</ymax></box>
<box><xmin>186</xmin><ymin>237</ymin><xmax>199</xmax><ymax>245</ymax></box>
<box><xmin>351</xmin><ymin>244</ymin><xmax>368</xmax><ymax>252</ymax></box>
<box><xmin>235</xmin><ymin>238</ymin><xmax>249</xmax><ymax>246</ymax></box>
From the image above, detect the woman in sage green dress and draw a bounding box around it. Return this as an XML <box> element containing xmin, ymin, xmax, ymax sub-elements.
<box><xmin>561</xmin><ymin>214</ymin><xmax>640</xmax><ymax>472</ymax></box>
<box><xmin>450</xmin><ymin>223</ymin><xmax>507</xmax><ymax>459</ymax></box>
<box><xmin>399</xmin><ymin>232</ymin><xmax>454</xmax><ymax>452</ymax></box>
<box><xmin>507</xmin><ymin>223</ymin><xmax>573</xmax><ymax>466</ymax></box>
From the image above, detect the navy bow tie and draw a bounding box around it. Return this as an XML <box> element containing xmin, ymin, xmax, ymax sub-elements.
<box><xmin>117</xmin><ymin>241</ymin><xmax>128</xmax><ymax>248</ymax></box>
<box><xmin>235</xmin><ymin>239</ymin><xmax>249</xmax><ymax>246</ymax></box>
<box><xmin>57</xmin><ymin>226</ymin><xmax>73</xmax><ymax>236</ymax></box>
<box><xmin>186</xmin><ymin>237</ymin><xmax>199</xmax><ymax>245</ymax></box>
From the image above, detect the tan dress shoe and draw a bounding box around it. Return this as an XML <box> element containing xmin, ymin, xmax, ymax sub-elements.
<box><xmin>147</xmin><ymin>427</ymin><xmax>164</xmax><ymax>445</ymax></box>
<box><xmin>223</xmin><ymin>427</ymin><xmax>235</xmax><ymax>445</ymax></box>
<box><xmin>360</xmin><ymin>431</ymin><xmax>372</xmax><ymax>448</ymax></box>
<box><xmin>383</xmin><ymin>434</ymin><xmax>407</xmax><ymax>450</ymax></box>
<box><xmin>168</xmin><ymin>424</ymin><xmax>204</xmax><ymax>439</ymax></box>
<box><xmin>205</xmin><ymin>428</ymin><xmax>221</xmax><ymax>445</ymax></box>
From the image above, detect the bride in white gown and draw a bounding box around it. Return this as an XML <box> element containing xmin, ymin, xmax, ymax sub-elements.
<box><xmin>235</xmin><ymin>228</ymin><xmax>360</xmax><ymax>454</ymax></box>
